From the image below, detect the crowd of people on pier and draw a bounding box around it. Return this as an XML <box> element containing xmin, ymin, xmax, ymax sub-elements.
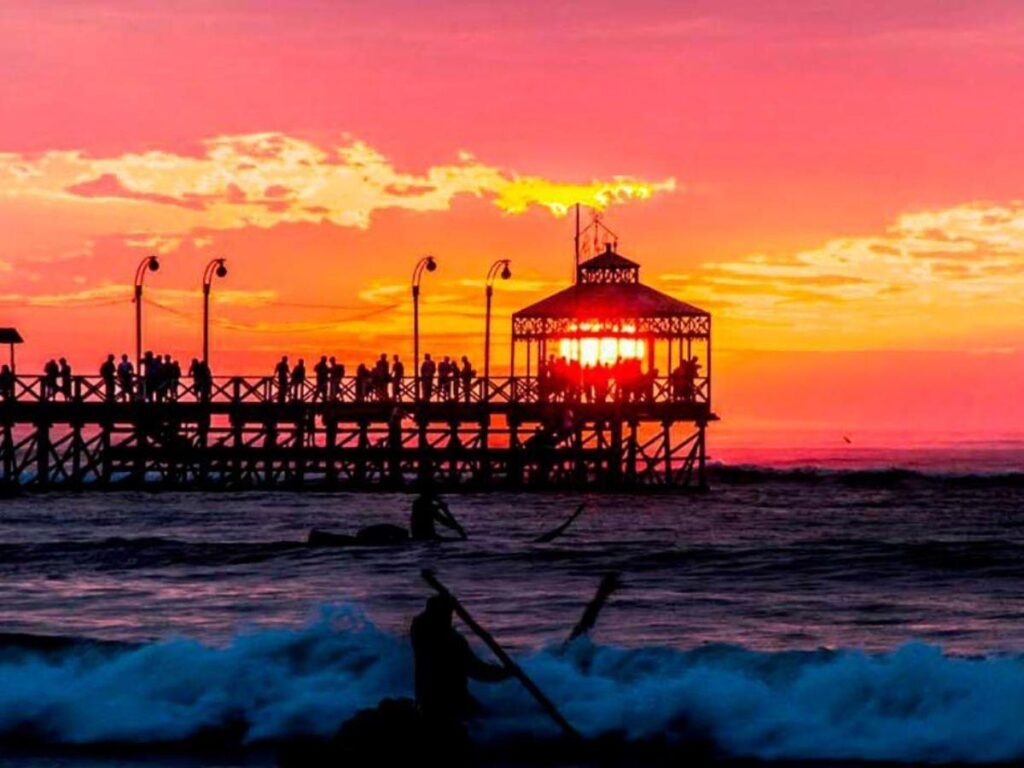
<box><xmin>269</xmin><ymin>353</ymin><xmax>479</xmax><ymax>404</ymax></box>
<box><xmin>0</xmin><ymin>350</ymin><xmax>703</xmax><ymax>404</ymax></box>
<box><xmin>540</xmin><ymin>355</ymin><xmax>702</xmax><ymax>404</ymax></box>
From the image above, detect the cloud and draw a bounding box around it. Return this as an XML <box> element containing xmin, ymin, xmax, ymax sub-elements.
<box><xmin>661</xmin><ymin>202</ymin><xmax>1024</xmax><ymax>349</ymax></box>
<box><xmin>0</xmin><ymin>284</ymin><xmax>277</xmax><ymax>310</ymax></box>
<box><xmin>0</xmin><ymin>133</ymin><xmax>675</xmax><ymax>240</ymax></box>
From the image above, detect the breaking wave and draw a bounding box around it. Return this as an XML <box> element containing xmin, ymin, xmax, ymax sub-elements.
<box><xmin>3</xmin><ymin>606</ymin><xmax>1024</xmax><ymax>763</ymax></box>
<box><xmin>710</xmin><ymin>463</ymin><xmax>1024</xmax><ymax>489</ymax></box>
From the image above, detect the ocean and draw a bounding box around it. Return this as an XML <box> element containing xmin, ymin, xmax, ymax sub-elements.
<box><xmin>2</xmin><ymin>439</ymin><xmax>1024</xmax><ymax>765</ymax></box>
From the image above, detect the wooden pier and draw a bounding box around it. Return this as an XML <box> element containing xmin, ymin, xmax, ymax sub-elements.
<box><xmin>0</xmin><ymin>374</ymin><xmax>714</xmax><ymax>492</ymax></box>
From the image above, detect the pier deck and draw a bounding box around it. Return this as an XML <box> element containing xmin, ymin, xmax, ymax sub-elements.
<box><xmin>0</xmin><ymin>375</ymin><xmax>715</xmax><ymax>492</ymax></box>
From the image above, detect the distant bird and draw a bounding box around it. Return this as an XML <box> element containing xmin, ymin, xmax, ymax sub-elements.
<box><xmin>842</xmin><ymin>435</ymin><xmax>853</xmax><ymax>444</ymax></box>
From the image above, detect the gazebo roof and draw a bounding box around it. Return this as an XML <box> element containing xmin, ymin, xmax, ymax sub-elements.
<box><xmin>513</xmin><ymin>281</ymin><xmax>708</xmax><ymax>320</ymax></box>
<box><xmin>0</xmin><ymin>328</ymin><xmax>24</xmax><ymax>344</ymax></box>
<box><xmin>515</xmin><ymin>245</ymin><xmax>708</xmax><ymax>320</ymax></box>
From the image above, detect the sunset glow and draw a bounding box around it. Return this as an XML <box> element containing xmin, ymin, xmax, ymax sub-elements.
<box><xmin>1</xmin><ymin>1</ymin><xmax>1022</xmax><ymax>437</ymax></box>
<box><xmin>557</xmin><ymin>324</ymin><xmax>647</xmax><ymax>367</ymax></box>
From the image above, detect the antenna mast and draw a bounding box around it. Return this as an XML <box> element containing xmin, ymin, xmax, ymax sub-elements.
<box><xmin>574</xmin><ymin>203</ymin><xmax>581</xmax><ymax>283</ymax></box>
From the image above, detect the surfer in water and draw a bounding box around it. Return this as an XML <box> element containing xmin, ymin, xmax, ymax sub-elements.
<box><xmin>411</xmin><ymin>593</ymin><xmax>510</xmax><ymax>740</ymax></box>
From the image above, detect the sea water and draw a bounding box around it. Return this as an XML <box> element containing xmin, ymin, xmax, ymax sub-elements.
<box><xmin>1</xmin><ymin>440</ymin><xmax>1023</xmax><ymax>764</ymax></box>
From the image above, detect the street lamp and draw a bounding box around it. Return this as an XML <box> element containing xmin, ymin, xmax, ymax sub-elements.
<box><xmin>484</xmin><ymin>259</ymin><xmax>512</xmax><ymax>395</ymax></box>
<box><xmin>202</xmin><ymin>258</ymin><xmax>228</xmax><ymax>365</ymax></box>
<box><xmin>133</xmin><ymin>254</ymin><xmax>160</xmax><ymax>369</ymax></box>
<box><xmin>412</xmin><ymin>255</ymin><xmax>437</xmax><ymax>398</ymax></box>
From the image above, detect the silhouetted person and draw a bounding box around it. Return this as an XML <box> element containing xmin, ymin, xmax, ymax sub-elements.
<box><xmin>411</xmin><ymin>594</ymin><xmax>510</xmax><ymax>737</ymax></box>
<box><xmin>329</xmin><ymin>357</ymin><xmax>344</xmax><ymax>401</ymax></box>
<box><xmin>411</xmin><ymin>491</ymin><xmax>467</xmax><ymax>541</ymax></box>
<box><xmin>100</xmin><ymin>354</ymin><xmax>117</xmax><ymax>402</ymax></box>
<box><xmin>58</xmin><ymin>358</ymin><xmax>73</xmax><ymax>401</ymax></box>
<box><xmin>166</xmin><ymin>355</ymin><xmax>181</xmax><ymax>400</ymax></box>
<box><xmin>420</xmin><ymin>354</ymin><xmax>436</xmax><ymax>402</ymax></box>
<box><xmin>291</xmin><ymin>358</ymin><xmax>306</xmax><ymax>401</ymax></box>
<box><xmin>189</xmin><ymin>358</ymin><xmax>211</xmax><ymax>401</ymax></box>
<box><xmin>355</xmin><ymin>363</ymin><xmax>369</xmax><ymax>403</ymax></box>
<box><xmin>314</xmin><ymin>356</ymin><xmax>330</xmax><ymax>402</ymax></box>
<box><xmin>142</xmin><ymin>352</ymin><xmax>159</xmax><ymax>402</ymax></box>
<box><xmin>438</xmin><ymin>356</ymin><xmax>453</xmax><ymax>401</ymax></box>
<box><xmin>374</xmin><ymin>353</ymin><xmax>390</xmax><ymax>401</ymax></box>
<box><xmin>117</xmin><ymin>354</ymin><xmax>134</xmax><ymax>402</ymax></box>
<box><xmin>275</xmin><ymin>356</ymin><xmax>289</xmax><ymax>403</ymax></box>
<box><xmin>392</xmin><ymin>355</ymin><xmax>404</xmax><ymax>401</ymax></box>
<box><xmin>0</xmin><ymin>365</ymin><xmax>13</xmax><ymax>401</ymax></box>
<box><xmin>459</xmin><ymin>356</ymin><xmax>474</xmax><ymax>403</ymax></box>
<box><xmin>43</xmin><ymin>359</ymin><xmax>59</xmax><ymax>401</ymax></box>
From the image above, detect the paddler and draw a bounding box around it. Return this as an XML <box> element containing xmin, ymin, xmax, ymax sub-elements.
<box><xmin>410</xmin><ymin>489</ymin><xmax>467</xmax><ymax>542</ymax></box>
<box><xmin>410</xmin><ymin>593</ymin><xmax>510</xmax><ymax>741</ymax></box>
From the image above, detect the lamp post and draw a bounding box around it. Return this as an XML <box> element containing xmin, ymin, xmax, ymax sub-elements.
<box><xmin>484</xmin><ymin>259</ymin><xmax>512</xmax><ymax>396</ymax></box>
<box><xmin>412</xmin><ymin>255</ymin><xmax>437</xmax><ymax>399</ymax></box>
<box><xmin>133</xmin><ymin>254</ymin><xmax>160</xmax><ymax>369</ymax></box>
<box><xmin>202</xmin><ymin>258</ymin><xmax>228</xmax><ymax>365</ymax></box>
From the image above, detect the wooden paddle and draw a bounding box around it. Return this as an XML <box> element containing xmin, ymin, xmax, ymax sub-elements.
<box><xmin>534</xmin><ymin>503</ymin><xmax>587</xmax><ymax>543</ymax></box>
<box><xmin>565</xmin><ymin>572</ymin><xmax>622</xmax><ymax>646</ymax></box>
<box><xmin>421</xmin><ymin>569</ymin><xmax>581</xmax><ymax>741</ymax></box>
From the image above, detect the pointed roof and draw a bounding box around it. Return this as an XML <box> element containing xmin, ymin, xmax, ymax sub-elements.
<box><xmin>515</xmin><ymin>245</ymin><xmax>707</xmax><ymax>321</ymax></box>
<box><xmin>514</xmin><ymin>282</ymin><xmax>707</xmax><ymax>320</ymax></box>
<box><xmin>580</xmin><ymin>246</ymin><xmax>639</xmax><ymax>272</ymax></box>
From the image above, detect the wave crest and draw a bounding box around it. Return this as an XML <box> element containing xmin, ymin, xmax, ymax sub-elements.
<box><xmin>2</xmin><ymin>609</ymin><xmax>1024</xmax><ymax>762</ymax></box>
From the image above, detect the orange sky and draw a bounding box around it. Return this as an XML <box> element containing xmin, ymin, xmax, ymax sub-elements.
<box><xmin>1</xmin><ymin>1</ymin><xmax>1023</xmax><ymax>437</ymax></box>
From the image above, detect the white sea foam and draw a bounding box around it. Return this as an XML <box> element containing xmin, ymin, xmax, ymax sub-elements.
<box><xmin>2</xmin><ymin>606</ymin><xmax>1023</xmax><ymax>762</ymax></box>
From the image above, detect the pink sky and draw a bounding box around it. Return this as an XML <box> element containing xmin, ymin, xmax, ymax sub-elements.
<box><xmin>1</xmin><ymin>1</ymin><xmax>1023</xmax><ymax>437</ymax></box>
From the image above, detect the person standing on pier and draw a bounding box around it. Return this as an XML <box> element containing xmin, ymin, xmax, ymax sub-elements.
<box><xmin>291</xmin><ymin>358</ymin><xmax>306</xmax><ymax>401</ymax></box>
<box><xmin>420</xmin><ymin>354</ymin><xmax>436</xmax><ymax>402</ymax></box>
<box><xmin>391</xmin><ymin>355</ymin><xmax>404</xmax><ymax>401</ymax></box>
<box><xmin>459</xmin><ymin>356</ymin><xmax>474</xmax><ymax>403</ymax></box>
<box><xmin>117</xmin><ymin>354</ymin><xmax>134</xmax><ymax>402</ymax></box>
<box><xmin>275</xmin><ymin>356</ymin><xmax>289</xmax><ymax>404</ymax></box>
<box><xmin>142</xmin><ymin>352</ymin><xmax>158</xmax><ymax>402</ymax></box>
<box><xmin>100</xmin><ymin>355</ymin><xmax>117</xmax><ymax>402</ymax></box>
<box><xmin>355</xmin><ymin>362</ymin><xmax>369</xmax><ymax>402</ymax></box>
<box><xmin>58</xmin><ymin>358</ymin><xmax>73</xmax><ymax>401</ymax></box>
<box><xmin>189</xmin><ymin>358</ymin><xmax>211</xmax><ymax>401</ymax></box>
<box><xmin>167</xmin><ymin>356</ymin><xmax>181</xmax><ymax>401</ymax></box>
<box><xmin>329</xmin><ymin>357</ymin><xmax>344</xmax><ymax>401</ymax></box>
<box><xmin>314</xmin><ymin>356</ymin><xmax>330</xmax><ymax>403</ymax></box>
<box><xmin>438</xmin><ymin>356</ymin><xmax>452</xmax><ymax>401</ymax></box>
<box><xmin>374</xmin><ymin>353</ymin><xmax>390</xmax><ymax>401</ymax></box>
<box><xmin>42</xmin><ymin>359</ymin><xmax>59</xmax><ymax>401</ymax></box>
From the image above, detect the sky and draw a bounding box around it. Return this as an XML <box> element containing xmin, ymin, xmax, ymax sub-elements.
<box><xmin>1</xmin><ymin>1</ymin><xmax>1023</xmax><ymax>439</ymax></box>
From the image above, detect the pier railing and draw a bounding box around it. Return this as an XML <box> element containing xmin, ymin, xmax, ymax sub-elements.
<box><xmin>2</xmin><ymin>374</ymin><xmax>710</xmax><ymax>407</ymax></box>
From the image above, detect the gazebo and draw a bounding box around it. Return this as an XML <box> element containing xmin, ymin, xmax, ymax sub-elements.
<box><xmin>511</xmin><ymin>244</ymin><xmax>711</xmax><ymax>404</ymax></box>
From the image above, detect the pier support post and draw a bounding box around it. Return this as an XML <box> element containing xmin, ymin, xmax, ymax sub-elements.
<box><xmin>36</xmin><ymin>420</ymin><xmax>51</xmax><ymax>489</ymax></box>
<box><xmin>388</xmin><ymin>412</ymin><xmax>403</xmax><ymax>487</ymax></box>
<box><xmin>625</xmin><ymin>419</ymin><xmax>638</xmax><ymax>486</ymax></box>
<box><xmin>609</xmin><ymin>418</ymin><xmax>623</xmax><ymax>486</ymax></box>
<box><xmin>71</xmin><ymin>421</ymin><xmax>83</xmax><ymax>489</ymax></box>
<box><xmin>325</xmin><ymin>414</ymin><xmax>338</xmax><ymax>488</ymax></box>
<box><xmin>263</xmin><ymin>421</ymin><xmax>277</xmax><ymax>489</ymax></box>
<box><xmin>697</xmin><ymin>420</ymin><xmax>708</xmax><ymax>490</ymax></box>
<box><xmin>2</xmin><ymin>420</ymin><xmax>14</xmax><ymax>486</ymax></box>
<box><xmin>356</xmin><ymin>419</ymin><xmax>369</xmax><ymax>486</ymax></box>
